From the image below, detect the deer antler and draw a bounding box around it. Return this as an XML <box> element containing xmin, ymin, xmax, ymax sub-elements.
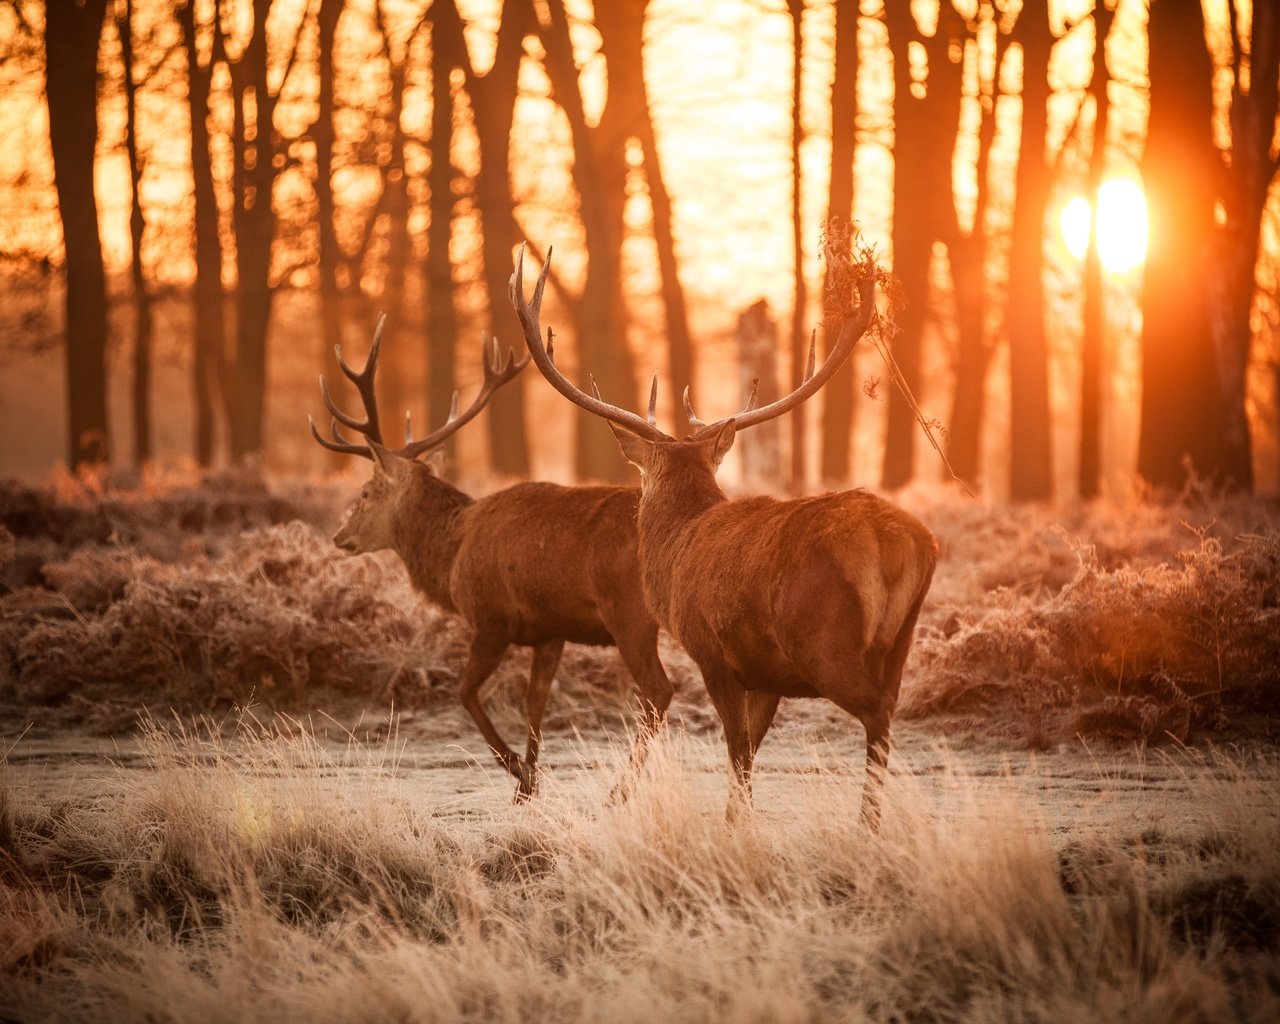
<box><xmin>510</xmin><ymin>244</ymin><xmax>669</xmax><ymax>442</ymax></box>
<box><xmin>310</xmin><ymin>317</ymin><xmax>529</xmax><ymax>461</ymax></box>
<box><xmin>699</xmin><ymin>276</ymin><xmax>876</xmax><ymax>434</ymax></box>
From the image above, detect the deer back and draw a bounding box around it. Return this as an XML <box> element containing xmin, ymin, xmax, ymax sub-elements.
<box><xmin>449</xmin><ymin>483</ymin><xmax>644</xmax><ymax>647</ymax></box>
<box><xmin>644</xmin><ymin>487</ymin><xmax>936</xmax><ymax>692</ymax></box>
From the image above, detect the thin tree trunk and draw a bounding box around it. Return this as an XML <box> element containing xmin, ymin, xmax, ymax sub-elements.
<box><xmin>443</xmin><ymin>0</ymin><xmax>532</xmax><ymax>476</ymax></box>
<box><xmin>180</xmin><ymin>0</ymin><xmax>228</xmax><ymax>467</ymax></box>
<box><xmin>1137</xmin><ymin>0</ymin><xmax>1226</xmax><ymax>489</ymax></box>
<box><xmin>1006</xmin><ymin>0</ymin><xmax>1053</xmax><ymax>501</ymax></box>
<box><xmin>882</xmin><ymin>3</ymin><xmax>962</xmax><ymax>490</ymax></box>
<box><xmin>426</xmin><ymin>4</ymin><xmax>458</xmax><ymax>442</ymax></box>
<box><xmin>1078</xmin><ymin>4</ymin><xmax>1116</xmax><ymax>500</ymax></box>
<box><xmin>945</xmin><ymin>14</ymin><xmax>998</xmax><ymax>489</ymax></box>
<box><xmin>541</xmin><ymin>0</ymin><xmax>637</xmax><ymax>482</ymax></box>
<box><xmin>787</xmin><ymin>0</ymin><xmax>807</xmax><ymax>490</ymax></box>
<box><xmin>120</xmin><ymin>0</ymin><xmax>153</xmax><ymax>465</ymax></box>
<box><xmin>820</xmin><ymin>0</ymin><xmax>859</xmax><ymax>485</ymax></box>
<box><xmin>1210</xmin><ymin>1</ymin><xmax>1280</xmax><ymax>493</ymax></box>
<box><xmin>226</xmin><ymin>0</ymin><xmax>279</xmax><ymax>462</ymax></box>
<box><xmin>46</xmin><ymin>0</ymin><xmax>111</xmax><ymax>469</ymax></box>
<box><xmin>313</xmin><ymin>0</ymin><xmax>345</xmax><ymax>466</ymax></box>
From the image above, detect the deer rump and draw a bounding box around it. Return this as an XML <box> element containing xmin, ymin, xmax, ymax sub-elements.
<box><xmin>649</xmin><ymin>489</ymin><xmax>937</xmax><ymax>706</ymax></box>
<box><xmin>448</xmin><ymin>482</ymin><xmax>646</xmax><ymax>648</ymax></box>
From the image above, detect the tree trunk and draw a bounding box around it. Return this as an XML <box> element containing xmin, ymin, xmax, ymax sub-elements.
<box><xmin>1210</xmin><ymin>2</ymin><xmax>1280</xmax><ymax>493</ymax></box>
<box><xmin>945</xmin><ymin>7</ymin><xmax>1002</xmax><ymax>490</ymax></box>
<box><xmin>1005</xmin><ymin>0</ymin><xmax>1054</xmax><ymax>501</ymax></box>
<box><xmin>46</xmin><ymin>0</ymin><xmax>111</xmax><ymax>469</ymax></box>
<box><xmin>180</xmin><ymin>0</ymin><xmax>228</xmax><ymax>467</ymax></box>
<box><xmin>120</xmin><ymin>0</ymin><xmax>153</xmax><ymax>465</ymax></box>
<box><xmin>1078</xmin><ymin>4</ymin><xmax>1116</xmax><ymax>500</ymax></box>
<box><xmin>444</xmin><ymin>0</ymin><xmax>532</xmax><ymax>476</ymax></box>
<box><xmin>1137</xmin><ymin>0</ymin><xmax>1226</xmax><ymax>490</ymax></box>
<box><xmin>426</xmin><ymin>4</ymin><xmax>458</xmax><ymax>445</ymax></box>
<box><xmin>787</xmin><ymin>0</ymin><xmax>807</xmax><ymax>490</ymax></box>
<box><xmin>227</xmin><ymin>0</ymin><xmax>279</xmax><ymax>463</ymax></box>
<box><xmin>594</xmin><ymin>0</ymin><xmax>694</xmax><ymax>431</ymax></box>
<box><xmin>820</xmin><ymin>0</ymin><xmax>859</xmax><ymax>485</ymax></box>
<box><xmin>313</xmin><ymin>0</ymin><xmax>346</xmax><ymax>467</ymax></box>
<box><xmin>540</xmin><ymin>0</ymin><xmax>637</xmax><ymax>482</ymax></box>
<box><xmin>882</xmin><ymin>3</ymin><xmax>962</xmax><ymax>490</ymax></box>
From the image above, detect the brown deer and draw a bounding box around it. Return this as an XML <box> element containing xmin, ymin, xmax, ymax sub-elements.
<box><xmin>512</xmin><ymin>246</ymin><xmax>937</xmax><ymax>827</ymax></box>
<box><xmin>310</xmin><ymin>318</ymin><xmax>673</xmax><ymax>801</ymax></box>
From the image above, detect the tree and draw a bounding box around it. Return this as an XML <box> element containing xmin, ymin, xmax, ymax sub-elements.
<box><xmin>1211</xmin><ymin>1</ymin><xmax>1280</xmax><ymax>492</ymax></box>
<box><xmin>1005</xmin><ymin>0</ymin><xmax>1054</xmax><ymax>500</ymax></box>
<box><xmin>437</xmin><ymin>0</ymin><xmax>533</xmax><ymax>476</ymax></box>
<box><xmin>881</xmin><ymin>1</ymin><xmax>964</xmax><ymax>490</ymax></box>
<box><xmin>1137</xmin><ymin>0</ymin><xmax>1226</xmax><ymax>489</ymax></box>
<box><xmin>179</xmin><ymin>0</ymin><xmax>229</xmax><ymax>466</ymax></box>
<box><xmin>425</xmin><ymin>1</ymin><xmax>458</xmax><ymax>442</ymax></box>
<box><xmin>538</xmin><ymin>0</ymin><xmax>640</xmax><ymax>481</ymax></box>
<box><xmin>1078</xmin><ymin>2</ymin><xmax>1117</xmax><ymax>500</ymax></box>
<box><xmin>46</xmin><ymin>0</ymin><xmax>111</xmax><ymax>469</ymax></box>
<box><xmin>820</xmin><ymin>0</ymin><xmax>859</xmax><ymax>485</ymax></box>
<box><xmin>945</xmin><ymin>1</ymin><xmax>1004</xmax><ymax>489</ymax></box>
<box><xmin>119</xmin><ymin>0</ymin><xmax>154</xmax><ymax>465</ymax></box>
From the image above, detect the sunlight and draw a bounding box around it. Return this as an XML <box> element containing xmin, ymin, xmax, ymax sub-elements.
<box><xmin>1060</xmin><ymin>178</ymin><xmax>1149</xmax><ymax>272</ymax></box>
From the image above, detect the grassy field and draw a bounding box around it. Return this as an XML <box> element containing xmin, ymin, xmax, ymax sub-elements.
<box><xmin>1</xmin><ymin>466</ymin><xmax>1278</xmax><ymax>1021</ymax></box>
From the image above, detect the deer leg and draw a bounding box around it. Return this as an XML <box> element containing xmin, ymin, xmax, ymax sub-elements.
<box><xmin>608</xmin><ymin>621</ymin><xmax>674</xmax><ymax>804</ymax></box>
<box><xmin>457</xmin><ymin>633</ymin><xmax>523</xmax><ymax>783</ymax></box>
<box><xmin>516</xmin><ymin>639</ymin><xmax>564</xmax><ymax>803</ymax></box>
<box><xmin>701</xmin><ymin>672</ymin><xmax>753</xmax><ymax>821</ymax></box>
<box><xmin>859</xmin><ymin>707</ymin><xmax>892</xmax><ymax>832</ymax></box>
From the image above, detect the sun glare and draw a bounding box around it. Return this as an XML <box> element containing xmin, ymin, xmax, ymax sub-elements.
<box><xmin>1060</xmin><ymin>178</ymin><xmax>1148</xmax><ymax>273</ymax></box>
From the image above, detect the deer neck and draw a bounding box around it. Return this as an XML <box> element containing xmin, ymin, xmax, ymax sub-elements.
<box><xmin>392</xmin><ymin>471</ymin><xmax>473</xmax><ymax>611</ymax></box>
<box><xmin>634</xmin><ymin>469</ymin><xmax>726</xmax><ymax>626</ymax></box>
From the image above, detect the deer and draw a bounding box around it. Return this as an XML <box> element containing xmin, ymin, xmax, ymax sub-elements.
<box><xmin>310</xmin><ymin>317</ymin><xmax>674</xmax><ymax>801</ymax></box>
<box><xmin>511</xmin><ymin>245</ymin><xmax>937</xmax><ymax>829</ymax></box>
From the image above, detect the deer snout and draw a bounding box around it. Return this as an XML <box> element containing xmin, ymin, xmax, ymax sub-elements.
<box><xmin>332</xmin><ymin>526</ymin><xmax>360</xmax><ymax>553</ymax></box>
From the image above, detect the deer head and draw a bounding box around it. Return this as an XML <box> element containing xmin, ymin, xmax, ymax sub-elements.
<box><xmin>311</xmin><ymin>316</ymin><xmax>528</xmax><ymax>556</ymax></box>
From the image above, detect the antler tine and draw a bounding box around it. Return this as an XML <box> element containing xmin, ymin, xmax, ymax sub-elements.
<box><xmin>707</xmin><ymin>274</ymin><xmax>878</xmax><ymax>435</ymax></box>
<box><xmin>511</xmin><ymin>243</ymin><xmax>669</xmax><ymax>442</ymax></box>
<box><xmin>314</xmin><ymin>314</ymin><xmax>386</xmax><ymax>449</ymax></box>
<box><xmin>804</xmin><ymin>329</ymin><xmax>817</xmax><ymax>382</ymax></box>
<box><xmin>308</xmin><ymin>414</ymin><xmax>373</xmax><ymax>459</ymax></box>
<box><xmin>682</xmin><ymin>385</ymin><xmax>707</xmax><ymax>429</ymax></box>
<box><xmin>647</xmin><ymin>375</ymin><xmax>658</xmax><ymax>427</ymax></box>
<box><xmin>743</xmin><ymin>377</ymin><xmax>760</xmax><ymax>412</ymax></box>
<box><xmin>395</xmin><ymin>334</ymin><xmax>526</xmax><ymax>461</ymax></box>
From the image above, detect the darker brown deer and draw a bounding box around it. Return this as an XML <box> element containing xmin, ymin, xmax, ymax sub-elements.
<box><xmin>311</xmin><ymin>318</ymin><xmax>673</xmax><ymax>801</ymax></box>
<box><xmin>512</xmin><ymin>246</ymin><xmax>936</xmax><ymax>828</ymax></box>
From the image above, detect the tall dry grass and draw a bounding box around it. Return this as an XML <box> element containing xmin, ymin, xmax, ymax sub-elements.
<box><xmin>1</xmin><ymin>714</ymin><xmax>1277</xmax><ymax>1023</ymax></box>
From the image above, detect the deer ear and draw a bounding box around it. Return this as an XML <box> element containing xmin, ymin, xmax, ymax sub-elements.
<box><xmin>421</xmin><ymin>447</ymin><xmax>447</xmax><ymax>475</ymax></box>
<box><xmin>608</xmin><ymin>422</ymin><xmax>654</xmax><ymax>473</ymax></box>
<box><xmin>709</xmin><ymin>418</ymin><xmax>737</xmax><ymax>467</ymax></box>
<box><xmin>370</xmin><ymin>442</ymin><xmax>406</xmax><ymax>480</ymax></box>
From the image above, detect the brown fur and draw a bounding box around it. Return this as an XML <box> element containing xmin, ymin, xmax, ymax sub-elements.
<box><xmin>336</xmin><ymin>450</ymin><xmax>673</xmax><ymax>800</ymax></box>
<box><xmin>615</xmin><ymin>424</ymin><xmax>938</xmax><ymax>827</ymax></box>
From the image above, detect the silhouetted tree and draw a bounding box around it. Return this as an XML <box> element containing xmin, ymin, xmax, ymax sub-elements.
<box><xmin>46</xmin><ymin>0</ymin><xmax>111</xmax><ymax>468</ymax></box>
<box><xmin>119</xmin><ymin>0</ymin><xmax>153</xmax><ymax>465</ymax></box>
<box><xmin>538</xmin><ymin>0</ymin><xmax>639</xmax><ymax>482</ymax></box>
<box><xmin>946</xmin><ymin>1</ymin><xmax>1004</xmax><ymax>489</ymax></box>
<box><xmin>787</xmin><ymin>0</ymin><xmax>806</xmax><ymax>489</ymax></box>
<box><xmin>435</xmin><ymin>0</ymin><xmax>533</xmax><ymax>476</ymax></box>
<box><xmin>882</xmin><ymin>2</ymin><xmax>964</xmax><ymax>490</ymax></box>
<box><xmin>1138</xmin><ymin>0</ymin><xmax>1226</xmax><ymax>489</ymax></box>
<box><xmin>820</xmin><ymin>0</ymin><xmax>859</xmax><ymax>485</ymax></box>
<box><xmin>425</xmin><ymin>1</ymin><xmax>458</xmax><ymax>442</ymax></box>
<box><xmin>179</xmin><ymin>0</ymin><xmax>229</xmax><ymax>466</ymax></box>
<box><xmin>1212</xmin><ymin>1</ymin><xmax>1280</xmax><ymax>492</ymax></box>
<box><xmin>1005</xmin><ymin>0</ymin><xmax>1054</xmax><ymax>500</ymax></box>
<box><xmin>1078</xmin><ymin>2</ymin><xmax>1117</xmax><ymax>500</ymax></box>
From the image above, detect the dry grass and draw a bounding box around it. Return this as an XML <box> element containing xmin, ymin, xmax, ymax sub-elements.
<box><xmin>1</xmin><ymin>715</ymin><xmax>1277</xmax><ymax>1022</ymax></box>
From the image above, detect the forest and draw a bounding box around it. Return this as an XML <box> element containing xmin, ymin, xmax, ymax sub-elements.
<box><xmin>2</xmin><ymin>1</ymin><xmax>1280</xmax><ymax>1021</ymax></box>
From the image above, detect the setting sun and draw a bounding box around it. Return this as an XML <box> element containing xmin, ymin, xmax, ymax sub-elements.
<box><xmin>1060</xmin><ymin>178</ymin><xmax>1149</xmax><ymax>272</ymax></box>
